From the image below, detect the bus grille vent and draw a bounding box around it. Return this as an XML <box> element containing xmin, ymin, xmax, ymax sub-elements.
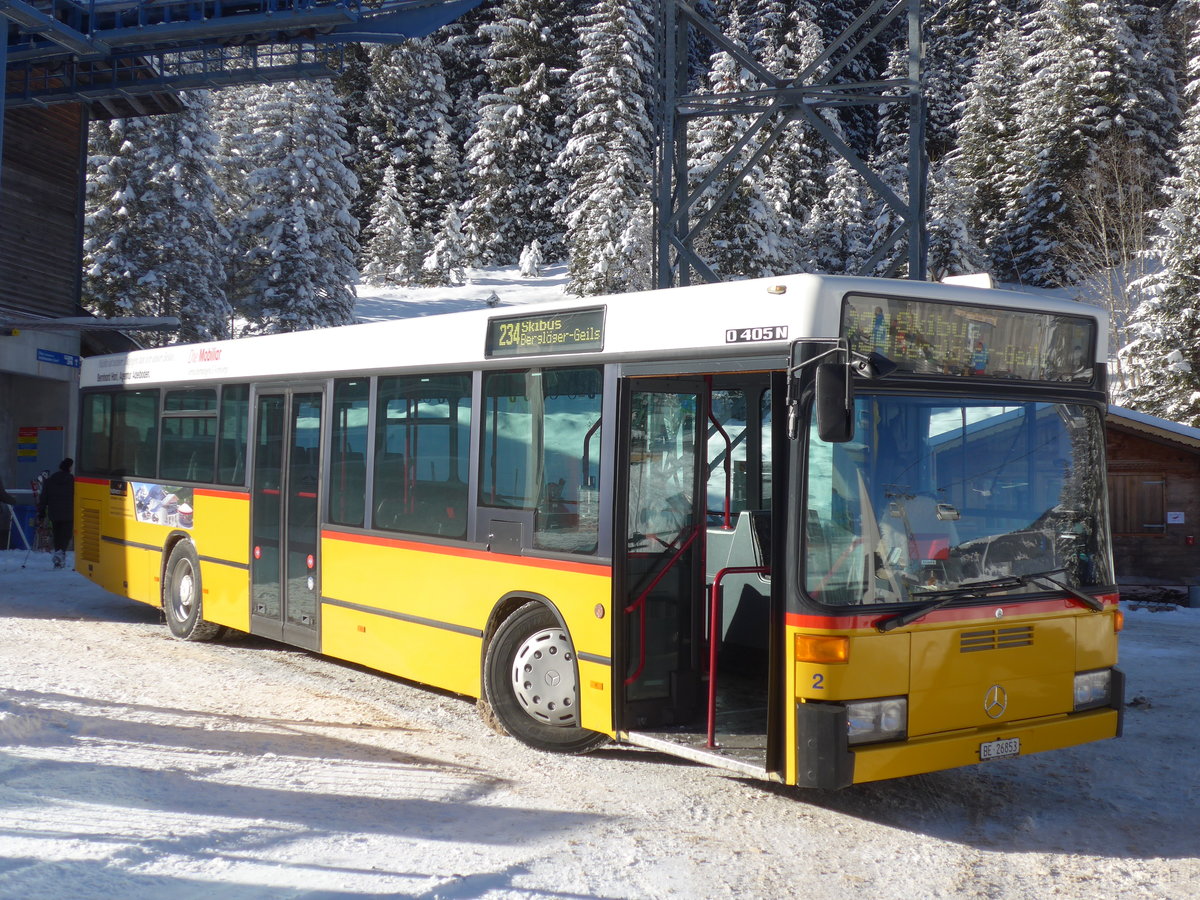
<box><xmin>960</xmin><ymin>625</ymin><xmax>1034</xmax><ymax>652</ymax></box>
<box><xmin>79</xmin><ymin>507</ymin><xmax>101</xmax><ymax>563</ymax></box>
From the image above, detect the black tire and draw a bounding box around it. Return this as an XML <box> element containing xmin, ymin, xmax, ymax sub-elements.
<box><xmin>163</xmin><ymin>541</ymin><xmax>224</xmax><ymax>642</ymax></box>
<box><xmin>483</xmin><ymin>602</ymin><xmax>605</xmax><ymax>754</ymax></box>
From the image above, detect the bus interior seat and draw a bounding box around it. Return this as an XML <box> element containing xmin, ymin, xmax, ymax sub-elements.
<box><xmin>331</xmin><ymin>451</ymin><xmax>366</xmax><ymax>525</ymax></box>
<box><xmin>219</xmin><ymin>440</ymin><xmax>244</xmax><ymax>483</ymax></box>
<box><xmin>707</xmin><ymin>510</ymin><xmax>771</xmax><ymax>654</ymax></box>
<box><xmin>373</xmin><ymin>465</ymin><xmax>465</xmax><ymax>537</ymax></box>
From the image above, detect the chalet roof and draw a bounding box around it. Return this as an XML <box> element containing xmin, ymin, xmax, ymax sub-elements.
<box><xmin>1108</xmin><ymin>405</ymin><xmax>1200</xmax><ymax>452</ymax></box>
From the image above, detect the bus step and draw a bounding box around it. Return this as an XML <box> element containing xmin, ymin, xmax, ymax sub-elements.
<box><xmin>623</xmin><ymin>730</ymin><xmax>776</xmax><ymax>781</ymax></box>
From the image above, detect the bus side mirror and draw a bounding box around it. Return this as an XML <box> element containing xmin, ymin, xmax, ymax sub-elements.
<box><xmin>815</xmin><ymin>362</ymin><xmax>854</xmax><ymax>443</ymax></box>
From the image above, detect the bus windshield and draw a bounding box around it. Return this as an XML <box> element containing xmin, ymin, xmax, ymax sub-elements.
<box><xmin>804</xmin><ymin>395</ymin><xmax>1111</xmax><ymax>607</ymax></box>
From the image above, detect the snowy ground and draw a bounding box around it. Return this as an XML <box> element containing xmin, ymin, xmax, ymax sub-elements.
<box><xmin>2</xmin><ymin>549</ymin><xmax>1198</xmax><ymax>900</ymax></box>
<box><xmin>353</xmin><ymin>264</ymin><xmax>570</xmax><ymax>323</ymax></box>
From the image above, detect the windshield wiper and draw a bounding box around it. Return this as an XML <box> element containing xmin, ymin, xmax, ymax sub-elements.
<box><xmin>877</xmin><ymin>576</ymin><xmax>1024</xmax><ymax>632</ymax></box>
<box><xmin>1026</xmin><ymin>571</ymin><xmax>1105</xmax><ymax>612</ymax></box>
<box><xmin>876</xmin><ymin>569</ymin><xmax>1103</xmax><ymax>633</ymax></box>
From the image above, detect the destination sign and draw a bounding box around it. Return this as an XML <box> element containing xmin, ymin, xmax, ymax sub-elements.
<box><xmin>843</xmin><ymin>293</ymin><xmax>1096</xmax><ymax>384</ymax></box>
<box><xmin>485</xmin><ymin>307</ymin><xmax>605</xmax><ymax>358</ymax></box>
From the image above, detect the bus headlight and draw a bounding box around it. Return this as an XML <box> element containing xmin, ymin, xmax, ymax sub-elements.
<box><xmin>846</xmin><ymin>697</ymin><xmax>907</xmax><ymax>745</ymax></box>
<box><xmin>1074</xmin><ymin>669</ymin><xmax>1112</xmax><ymax>710</ymax></box>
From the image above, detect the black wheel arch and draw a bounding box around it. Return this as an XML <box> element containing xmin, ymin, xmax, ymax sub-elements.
<box><xmin>480</xmin><ymin>590</ymin><xmax>573</xmax><ymax>674</ymax></box>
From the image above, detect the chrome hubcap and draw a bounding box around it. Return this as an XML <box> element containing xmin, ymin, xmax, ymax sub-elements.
<box><xmin>511</xmin><ymin>628</ymin><xmax>579</xmax><ymax>727</ymax></box>
<box><xmin>173</xmin><ymin>563</ymin><xmax>194</xmax><ymax>619</ymax></box>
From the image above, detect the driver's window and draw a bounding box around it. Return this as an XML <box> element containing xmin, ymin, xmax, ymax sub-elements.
<box><xmin>804</xmin><ymin>413</ymin><xmax>869</xmax><ymax>605</ymax></box>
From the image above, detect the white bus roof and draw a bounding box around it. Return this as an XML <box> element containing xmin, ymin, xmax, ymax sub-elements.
<box><xmin>79</xmin><ymin>274</ymin><xmax>1108</xmax><ymax>389</ymax></box>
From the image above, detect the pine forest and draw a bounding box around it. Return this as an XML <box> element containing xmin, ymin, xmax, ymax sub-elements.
<box><xmin>80</xmin><ymin>0</ymin><xmax>1200</xmax><ymax>424</ymax></box>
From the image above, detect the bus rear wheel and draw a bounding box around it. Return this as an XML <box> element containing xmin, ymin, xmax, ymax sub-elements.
<box><xmin>483</xmin><ymin>602</ymin><xmax>604</xmax><ymax>754</ymax></box>
<box><xmin>164</xmin><ymin>541</ymin><xmax>224</xmax><ymax>642</ymax></box>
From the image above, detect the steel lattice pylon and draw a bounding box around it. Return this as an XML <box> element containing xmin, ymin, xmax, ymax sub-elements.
<box><xmin>654</xmin><ymin>0</ymin><xmax>927</xmax><ymax>287</ymax></box>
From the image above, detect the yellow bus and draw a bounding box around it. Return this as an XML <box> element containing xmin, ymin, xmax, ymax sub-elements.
<box><xmin>75</xmin><ymin>273</ymin><xmax>1123</xmax><ymax>788</ymax></box>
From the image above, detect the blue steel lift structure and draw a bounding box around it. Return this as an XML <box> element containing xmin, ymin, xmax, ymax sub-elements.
<box><xmin>1</xmin><ymin>0</ymin><xmax>482</xmax><ymax>158</ymax></box>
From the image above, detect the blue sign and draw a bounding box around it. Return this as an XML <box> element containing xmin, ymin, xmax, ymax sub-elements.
<box><xmin>37</xmin><ymin>349</ymin><xmax>81</xmax><ymax>368</ymax></box>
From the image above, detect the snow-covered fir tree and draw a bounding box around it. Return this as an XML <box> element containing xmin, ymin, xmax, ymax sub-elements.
<box><xmin>335</xmin><ymin>44</ymin><xmax>378</xmax><ymax>239</ymax></box>
<box><xmin>1004</xmin><ymin>0</ymin><xmax>1175</xmax><ymax>286</ymax></box>
<box><xmin>802</xmin><ymin>156</ymin><xmax>874</xmax><ymax>275</ymax></box>
<box><xmin>519</xmin><ymin>239</ymin><xmax>544</xmax><ymax>277</ymax></box>
<box><xmin>1113</xmin><ymin>1</ymin><xmax>1179</xmax><ymax>188</ymax></box>
<box><xmin>868</xmin><ymin>46</ymin><xmax>921</xmax><ymax>277</ymax></box>
<box><xmin>83</xmin><ymin>92</ymin><xmax>232</xmax><ymax>346</ymax></box>
<box><xmin>463</xmin><ymin>0</ymin><xmax>579</xmax><ymax>265</ymax></box>
<box><xmin>211</xmin><ymin>85</ymin><xmax>260</xmax><ymax>324</ymax></box>
<box><xmin>422</xmin><ymin>201</ymin><xmax>470</xmax><ymax>286</ymax></box>
<box><xmin>1121</xmin><ymin>12</ymin><xmax>1200</xmax><ymax>423</ymax></box>
<box><xmin>559</xmin><ymin>0</ymin><xmax>657</xmax><ymax>296</ymax></box>
<box><xmin>358</xmin><ymin>39</ymin><xmax>458</xmax><ymax>261</ymax></box>
<box><xmin>923</xmin><ymin>0</ymin><xmax>1035</xmax><ymax>163</ymax></box>
<box><xmin>924</xmin><ymin>159</ymin><xmax>989</xmax><ymax>280</ymax></box>
<box><xmin>236</xmin><ymin>80</ymin><xmax>360</xmax><ymax>333</ymax></box>
<box><xmin>361</xmin><ymin>163</ymin><xmax>421</xmax><ymax>285</ymax></box>
<box><xmin>437</xmin><ymin>5</ymin><xmax>493</xmax><ymax>139</ymax></box>
<box><xmin>956</xmin><ymin>25</ymin><xmax>1027</xmax><ymax>280</ymax></box>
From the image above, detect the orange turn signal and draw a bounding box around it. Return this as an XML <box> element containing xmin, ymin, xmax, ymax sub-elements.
<box><xmin>1113</xmin><ymin>609</ymin><xmax>1124</xmax><ymax>633</ymax></box>
<box><xmin>795</xmin><ymin>633</ymin><xmax>849</xmax><ymax>664</ymax></box>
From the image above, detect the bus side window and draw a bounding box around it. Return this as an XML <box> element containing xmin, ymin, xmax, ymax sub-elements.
<box><xmin>330</xmin><ymin>378</ymin><xmax>369</xmax><ymax>528</ymax></box>
<box><xmin>217</xmin><ymin>384</ymin><xmax>249</xmax><ymax>486</ymax></box>
<box><xmin>111</xmin><ymin>390</ymin><xmax>159</xmax><ymax>479</ymax></box>
<box><xmin>480</xmin><ymin>367</ymin><xmax>603</xmax><ymax>555</ymax></box>
<box><xmin>81</xmin><ymin>392</ymin><xmax>114</xmax><ymax>475</ymax></box>
<box><xmin>374</xmin><ymin>373</ymin><xmax>470</xmax><ymax>538</ymax></box>
<box><xmin>535</xmin><ymin>368</ymin><xmax>602</xmax><ymax>554</ymax></box>
<box><xmin>160</xmin><ymin>388</ymin><xmax>218</xmax><ymax>483</ymax></box>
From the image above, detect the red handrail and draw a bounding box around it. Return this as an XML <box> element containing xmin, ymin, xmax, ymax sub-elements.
<box><xmin>707</xmin><ymin>565</ymin><xmax>769</xmax><ymax>748</ymax></box>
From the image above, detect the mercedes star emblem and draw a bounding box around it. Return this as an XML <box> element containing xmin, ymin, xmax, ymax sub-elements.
<box><xmin>984</xmin><ymin>684</ymin><xmax>1008</xmax><ymax>719</ymax></box>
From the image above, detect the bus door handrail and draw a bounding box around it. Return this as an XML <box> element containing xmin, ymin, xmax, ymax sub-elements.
<box><xmin>623</xmin><ymin>524</ymin><xmax>702</xmax><ymax>686</ymax></box>
<box><xmin>707</xmin><ymin>565</ymin><xmax>770</xmax><ymax>748</ymax></box>
<box><xmin>581</xmin><ymin>416</ymin><xmax>601</xmax><ymax>487</ymax></box>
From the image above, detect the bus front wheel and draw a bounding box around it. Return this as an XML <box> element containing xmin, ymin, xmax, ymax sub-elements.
<box><xmin>483</xmin><ymin>602</ymin><xmax>604</xmax><ymax>754</ymax></box>
<box><xmin>163</xmin><ymin>541</ymin><xmax>224</xmax><ymax>642</ymax></box>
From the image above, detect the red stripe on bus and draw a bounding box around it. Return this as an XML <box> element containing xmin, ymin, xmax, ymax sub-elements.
<box><xmin>195</xmin><ymin>488</ymin><xmax>247</xmax><ymax>501</ymax></box>
<box><xmin>297</xmin><ymin>492</ymin><xmax>317</xmax><ymax>499</ymax></box>
<box><xmin>322</xmin><ymin>530</ymin><xmax>612</xmax><ymax>576</ymax></box>
<box><xmin>76</xmin><ymin>477</ymin><xmax>111</xmax><ymax>486</ymax></box>
<box><xmin>787</xmin><ymin>593</ymin><xmax>1118</xmax><ymax>631</ymax></box>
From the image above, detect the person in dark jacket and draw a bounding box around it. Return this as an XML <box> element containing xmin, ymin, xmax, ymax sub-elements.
<box><xmin>37</xmin><ymin>458</ymin><xmax>74</xmax><ymax>568</ymax></box>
